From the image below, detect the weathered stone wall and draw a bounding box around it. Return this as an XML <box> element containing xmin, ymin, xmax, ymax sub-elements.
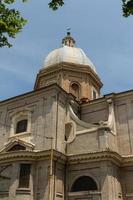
<box><xmin>115</xmin><ymin>93</ymin><xmax>133</xmax><ymax>155</ymax></box>
<box><xmin>67</xmin><ymin>161</ymin><xmax>123</xmax><ymax>200</ymax></box>
<box><xmin>67</xmin><ymin>127</ymin><xmax>118</xmax><ymax>155</ymax></box>
<box><xmin>67</xmin><ymin>131</ymin><xmax>99</xmax><ymax>155</ymax></box>
<box><xmin>0</xmin><ymin>160</ymin><xmax>50</xmax><ymax>200</ymax></box>
<box><xmin>121</xmin><ymin>166</ymin><xmax>133</xmax><ymax>199</ymax></box>
<box><xmin>81</xmin><ymin>91</ymin><xmax>133</xmax><ymax>155</ymax></box>
<box><xmin>0</xmin><ymin>83</ymin><xmax>132</xmax><ymax>200</ymax></box>
<box><xmin>81</xmin><ymin>100</ymin><xmax>108</xmax><ymax>124</ymax></box>
<box><xmin>0</xmin><ymin>85</ymin><xmax>69</xmax><ymax>154</ymax></box>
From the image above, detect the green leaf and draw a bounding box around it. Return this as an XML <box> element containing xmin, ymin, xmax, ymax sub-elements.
<box><xmin>0</xmin><ymin>0</ymin><xmax>27</xmax><ymax>47</ymax></box>
<box><xmin>48</xmin><ymin>0</ymin><xmax>64</xmax><ymax>10</ymax></box>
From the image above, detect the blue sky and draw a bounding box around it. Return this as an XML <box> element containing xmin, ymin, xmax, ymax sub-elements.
<box><xmin>0</xmin><ymin>0</ymin><xmax>133</xmax><ymax>100</ymax></box>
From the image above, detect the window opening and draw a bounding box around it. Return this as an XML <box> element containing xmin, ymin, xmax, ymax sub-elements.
<box><xmin>16</xmin><ymin>119</ymin><xmax>28</xmax><ymax>133</ymax></box>
<box><xmin>70</xmin><ymin>83</ymin><xmax>80</xmax><ymax>100</ymax></box>
<box><xmin>19</xmin><ymin>164</ymin><xmax>31</xmax><ymax>188</ymax></box>
<box><xmin>65</xmin><ymin>123</ymin><xmax>73</xmax><ymax>142</ymax></box>
<box><xmin>93</xmin><ymin>90</ymin><xmax>97</xmax><ymax>99</ymax></box>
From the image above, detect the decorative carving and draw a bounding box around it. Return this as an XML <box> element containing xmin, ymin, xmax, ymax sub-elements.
<box><xmin>10</xmin><ymin>110</ymin><xmax>32</xmax><ymax>137</ymax></box>
<box><xmin>106</xmin><ymin>98</ymin><xmax>116</xmax><ymax>135</ymax></box>
<box><xmin>0</xmin><ymin>138</ymin><xmax>35</xmax><ymax>153</ymax></box>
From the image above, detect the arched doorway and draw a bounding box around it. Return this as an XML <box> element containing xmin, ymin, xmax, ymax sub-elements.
<box><xmin>69</xmin><ymin>176</ymin><xmax>100</xmax><ymax>200</ymax></box>
<box><xmin>71</xmin><ymin>176</ymin><xmax>98</xmax><ymax>192</ymax></box>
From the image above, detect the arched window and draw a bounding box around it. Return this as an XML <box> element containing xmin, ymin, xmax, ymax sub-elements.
<box><xmin>71</xmin><ymin>176</ymin><xmax>98</xmax><ymax>192</ymax></box>
<box><xmin>10</xmin><ymin>110</ymin><xmax>32</xmax><ymax>136</ymax></box>
<box><xmin>16</xmin><ymin>119</ymin><xmax>28</xmax><ymax>134</ymax></box>
<box><xmin>70</xmin><ymin>82</ymin><xmax>80</xmax><ymax>100</ymax></box>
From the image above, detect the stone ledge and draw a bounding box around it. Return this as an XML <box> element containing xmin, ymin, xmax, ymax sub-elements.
<box><xmin>126</xmin><ymin>193</ymin><xmax>133</xmax><ymax>197</ymax></box>
<box><xmin>16</xmin><ymin>188</ymin><xmax>31</xmax><ymax>195</ymax></box>
<box><xmin>0</xmin><ymin>191</ymin><xmax>9</xmax><ymax>196</ymax></box>
<box><xmin>68</xmin><ymin>191</ymin><xmax>101</xmax><ymax>197</ymax></box>
<box><xmin>56</xmin><ymin>192</ymin><xmax>63</xmax><ymax>198</ymax></box>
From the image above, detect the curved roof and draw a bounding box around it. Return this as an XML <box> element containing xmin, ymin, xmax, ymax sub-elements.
<box><xmin>42</xmin><ymin>45</ymin><xmax>97</xmax><ymax>73</ymax></box>
<box><xmin>42</xmin><ymin>32</ymin><xmax>97</xmax><ymax>73</ymax></box>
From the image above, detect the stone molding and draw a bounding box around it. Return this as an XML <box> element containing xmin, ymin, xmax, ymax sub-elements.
<box><xmin>0</xmin><ymin>149</ymin><xmax>133</xmax><ymax>167</ymax></box>
<box><xmin>0</xmin><ymin>138</ymin><xmax>35</xmax><ymax>153</ymax></box>
<box><xmin>68</xmin><ymin>151</ymin><xmax>133</xmax><ymax>167</ymax></box>
<box><xmin>69</xmin><ymin>105</ymin><xmax>98</xmax><ymax>130</ymax></box>
<box><xmin>0</xmin><ymin>191</ymin><xmax>9</xmax><ymax>196</ymax></box>
<box><xmin>81</xmin><ymin>90</ymin><xmax>133</xmax><ymax>108</ymax></box>
<box><xmin>35</xmin><ymin>62</ymin><xmax>103</xmax><ymax>90</ymax></box>
<box><xmin>0</xmin><ymin>84</ymin><xmax>69</xmax><ymax>106</ymax></box>
<box><xmin>68</xmin><ymin>191</ymin><xmax>101</xmax><ymax>196</ymax></box>
<box><xmin>0</xmin><ymin>149</ymin><xmax>66</xmax><ymax>164</ymax></box>
<box><xmin>9</xmin><ymin>110</ymin><xmax>32</xmax><ymax>137</ymax></box>
<box><xmin>68</xmin><ymin>150</ymin><xmax>122</xmax><ymax>166</ymax></box>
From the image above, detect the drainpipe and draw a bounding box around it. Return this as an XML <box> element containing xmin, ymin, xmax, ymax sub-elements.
<box><xmin>45</xmin><ymin>136</ymin><xmax>54</xmax><ymax>200</ymax></box>
<box><xmin>53</xmin><ymin>91</ymin><xmax>60</xmax><ymax>200</ymax></box>
<box><xmin>55</xmin><ymin>92</ymin><xmax>59</xmax><ymax>149</ymax></box>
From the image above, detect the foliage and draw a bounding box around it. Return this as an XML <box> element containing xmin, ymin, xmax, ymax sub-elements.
<box><xmin>0</xmin><ymin>0</ymin><xmax>27</xmax><ymax>47</ymax></box>
<box><xmin>0</xmin><ymin>0</ymin><xmax>65</xmax><ymax>48</ymax></box>
<box><xmin>0</xmin><ymin>0</ymin><xmax>133</xmax><ymax>48</ymax></box>
<box><xmin>122</xmin><ymin>0</ymin><xmax>133</xmax><ymax>17</ymax></box>
<box><xmin>48</xmin><ymin>0</ymin><xmax>133</xmax><ymax>16</ymax></box>
<box><xmin>48</xmin><ymin>0</ymin><xmax>64</xmax><ymax>10</ymax></box>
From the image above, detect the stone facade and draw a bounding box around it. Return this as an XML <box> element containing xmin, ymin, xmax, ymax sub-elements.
<box><xmin>0</xmin><ymin>34</ymin><xmax>133</xmax><ymax>200</ymax></box>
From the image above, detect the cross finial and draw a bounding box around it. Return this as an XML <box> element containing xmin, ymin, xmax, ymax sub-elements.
<box><xmin>62</xmin><ymin>28</ymin><xmax>75</xmax><ymax>47</ymax></box>
<box><xmin>67</xmin><ymin>27</ymin><xmax>71</xmax><ymax>35</ymax></box>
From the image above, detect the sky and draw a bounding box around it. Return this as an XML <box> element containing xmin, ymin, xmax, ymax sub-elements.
<box><xmin>0</xmin><ymin>0</ymin><xmax>133</xmax><ymax>100</ymax></box>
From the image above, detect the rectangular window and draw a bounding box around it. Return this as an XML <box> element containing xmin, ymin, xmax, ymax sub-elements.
<box><xmin>93</xmin><ymin>90</ymin><xmax>97</xmax><ymax>99</ymax></box>
<box><xmin>19</xmin><ymin>164</ymin><xmax>31</xmax><ymax>188</ymax></box>
<box><xmin>16</xmin><ymin>119</ymin><xmax>28</xmax><ymax>134</ymax></box>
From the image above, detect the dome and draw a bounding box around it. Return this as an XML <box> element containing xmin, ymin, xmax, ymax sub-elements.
<box><xmin>42</xmin><ymin>32</ymin><xmax>97</xmax><ymax>73</ymax></box>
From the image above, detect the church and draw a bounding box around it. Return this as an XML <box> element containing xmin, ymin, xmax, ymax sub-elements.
<box><xmin>0</xmin><ymin>32</ymin><xmax>133</xmax><ymax>200</ymax></box>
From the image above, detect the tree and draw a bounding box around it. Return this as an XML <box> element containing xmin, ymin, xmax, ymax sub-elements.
<box><xmin>0</xmin><ymin>0</ymin><xmax>133</xmax><ymax>48</ymax></box>
<box><xmin>49</xmin><ymin>0</ymin><xmax>133</xmax><ymax>16</ymax></box>
<box><xmin>48</xmin><ymin>0</ymin><xmax>64</xmax><ymax>10</ymax></box>
<box><xmin>0</xmin><ymin>0</ymin><xmax>27</xmax><ymax>47</ymax></box>
<box><xmin>122</xmin><ymin>0</ymin><xmax>133</xmax><ymax>17</ymax></box>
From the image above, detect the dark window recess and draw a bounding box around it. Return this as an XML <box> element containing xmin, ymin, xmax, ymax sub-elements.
<box><xmin>71</xmin><ymin>176</ymin><xmax>98</xmax><ymax>192</ymax></box>
<box><xmin>8</xmin><ymin>144</ymin><xmax>26</xmax><ymax>151</ymax></box>
<box><xmin>16</xmin><ymin>119</ymin><xmax>28</xmax><ymax>133</ymax></box>
<box><xmin>93</xmin><ymin>90</ymin><xmax>97</xmax><ymax>99</ymax></box>
<box><xmin>65</xmin><ymin>135</ymin><xmax>67</xmax><ymax>141</ymax></box>
<box><xmin>70</xmin><ymin>83</ymin><xmax>80</xmax><ymax>100</ymax></box>
<box><xmin>65</xmin><ymin>123</ymin><xmax>72</xmax><ymax>142</ymax></box>
<box><xmin>19</xmin><ymin>164</ymin><xmax>31</xmax><ymax>188</ymax></box>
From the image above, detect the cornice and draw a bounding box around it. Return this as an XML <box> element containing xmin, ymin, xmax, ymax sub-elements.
<box><xmin>122</xmin><ymin>155</ymin><xmax>133</xmax><ymax>167</ymax></box>
<box><xmin>0</xmin><ymin>150</ymin><xmax>66</xmax><ymax>164</ymax></box>
<box><xmin>81</xmin><ymin>89</ymin><xmax>133</xmax><ymax>108</ymax></box>
<box><xmin>67</xmin><ymin>151</ymin><xmax>133</xmax><ymax>167</ymax></box>
<box><xmin>0</xmin><ymin>149</ymin><xmax>133</xmax><ymax>167</ymax></box>
<box><xmin>0</xmin><ymin>84</ymin><xmax>70</xmax><ymax>107</ymax></box>
<box><xmin>35</xmin><ymin>62</ymin><xmax>103</xmax><ymax>89</ymax></box>
<box><xmin>81</xmin><ymin>97</ymin><xmax>106</xmax><ymax>108</ymax></box>
<box><xmin>67</xmin><ymin>151</ymin><xmax>122</xmax><ymax>166</ymax></box>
